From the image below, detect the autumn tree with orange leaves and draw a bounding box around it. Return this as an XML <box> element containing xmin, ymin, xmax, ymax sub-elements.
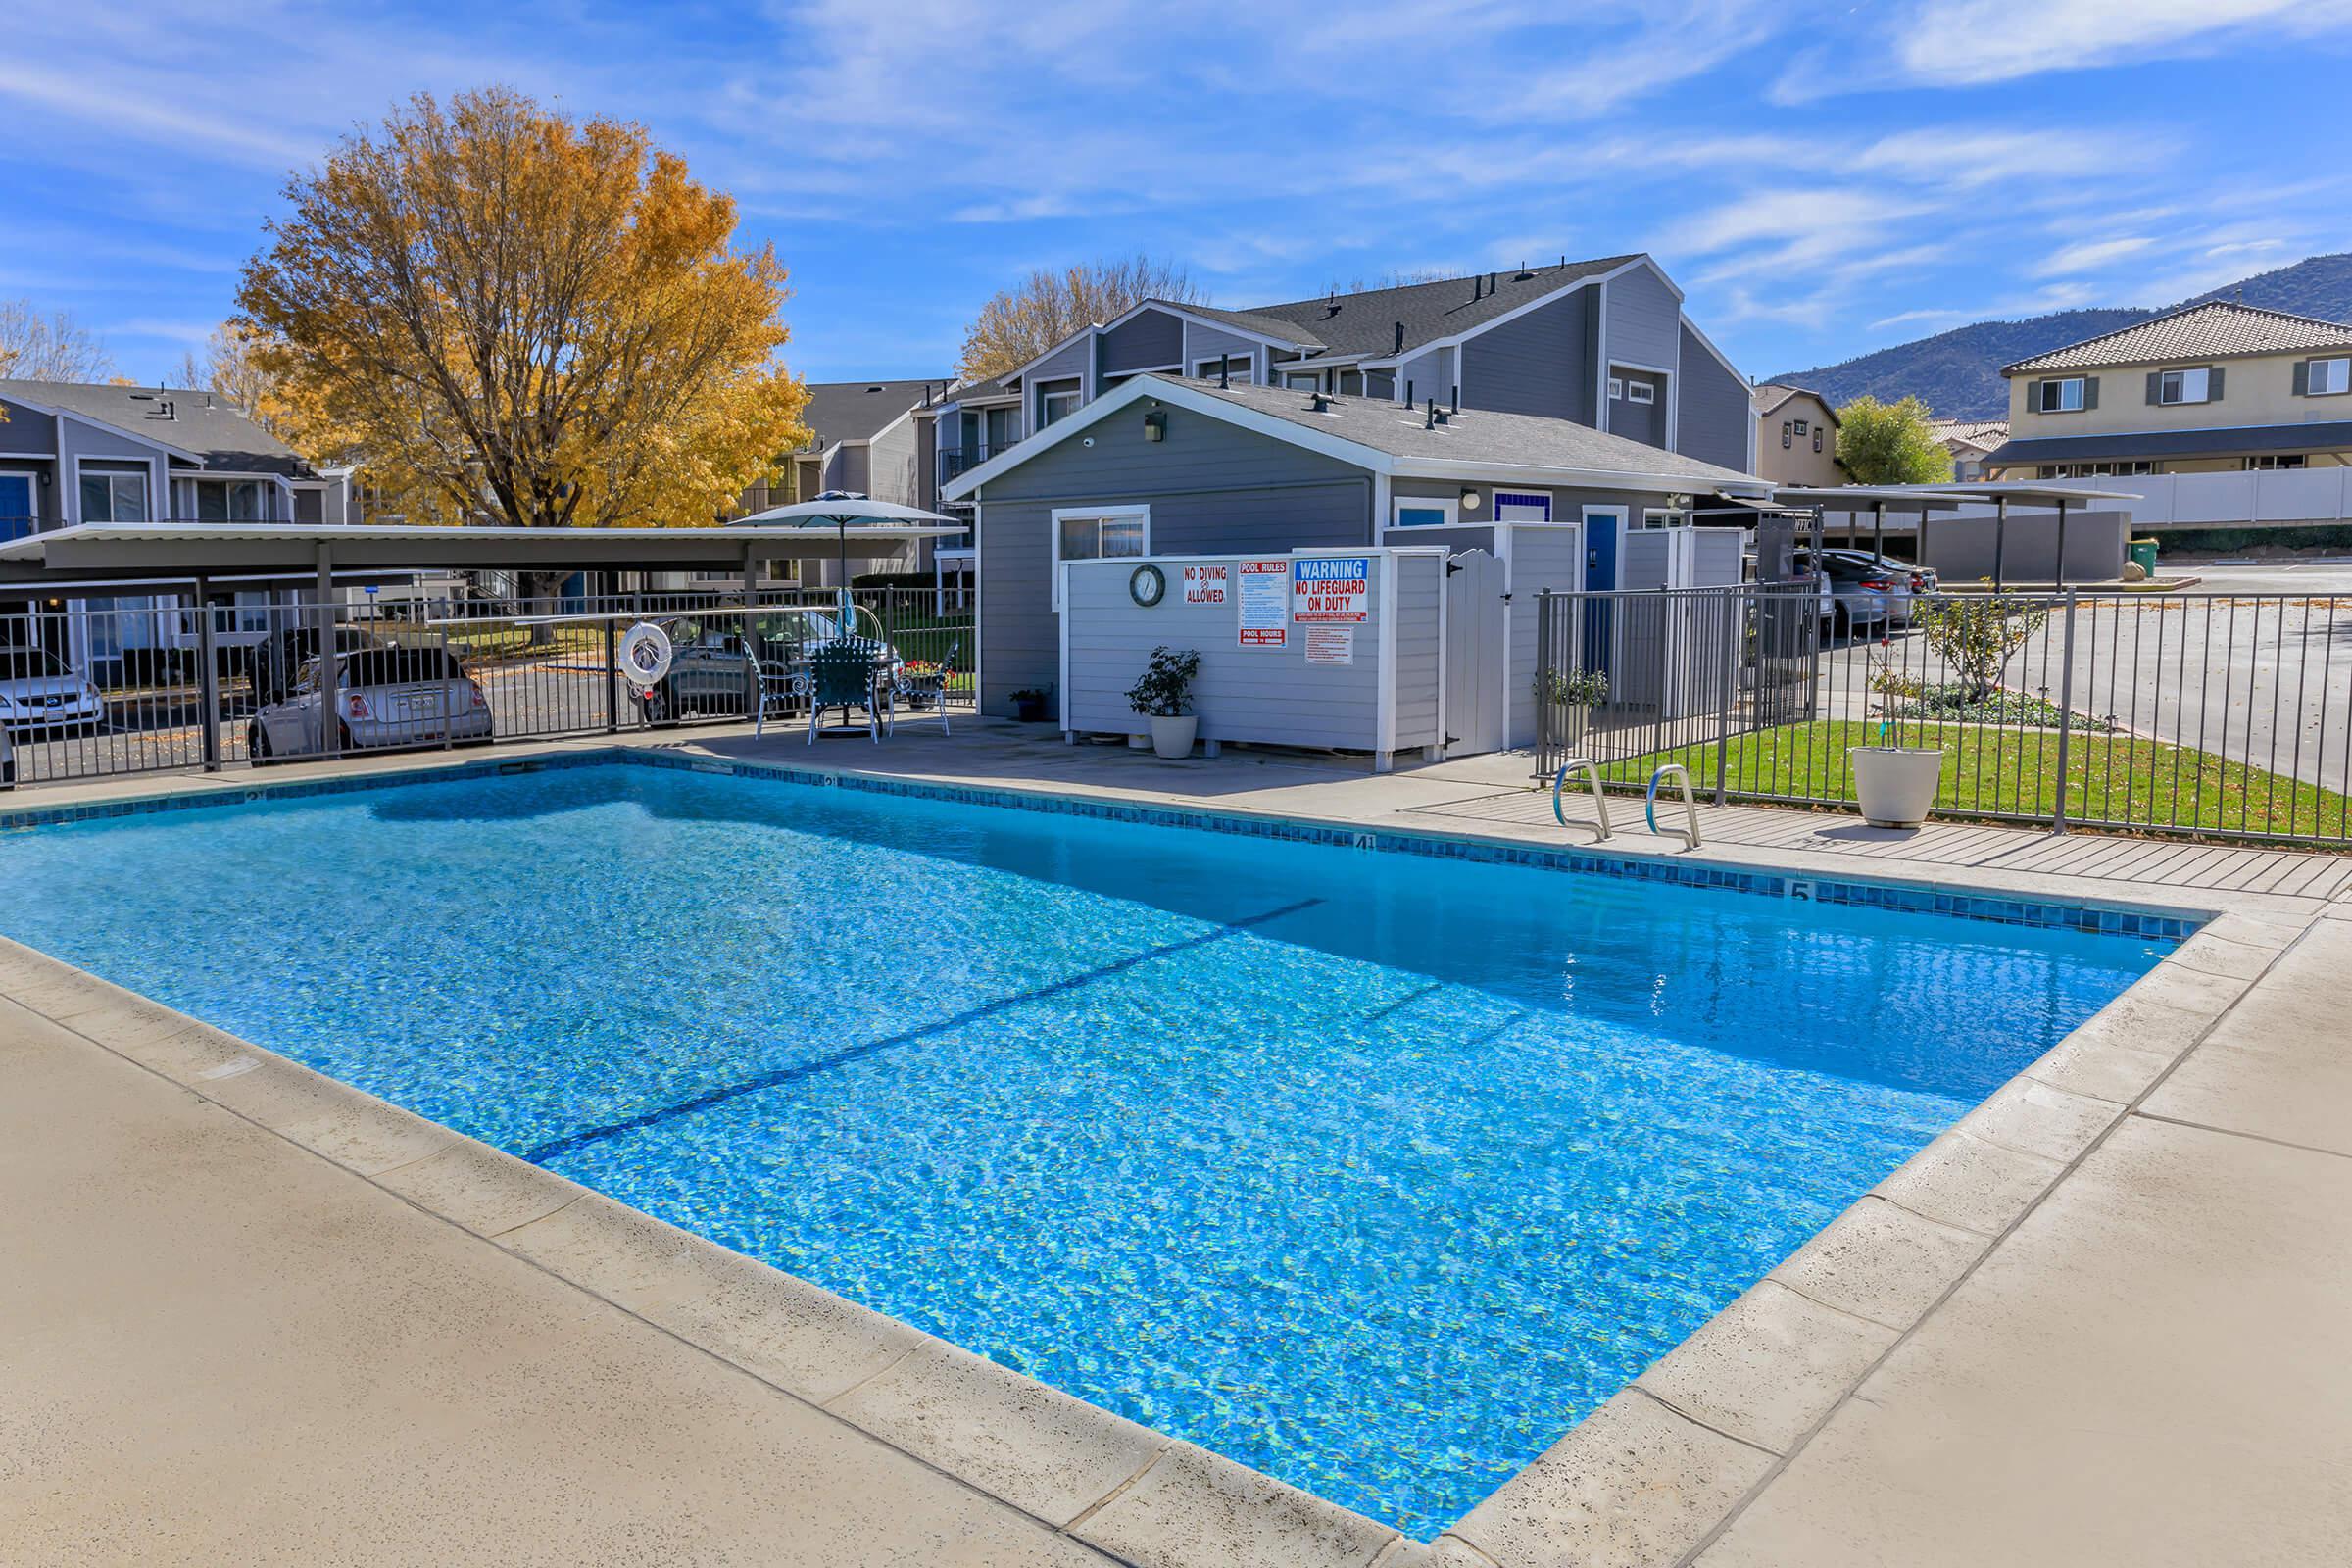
<box><xmin>236</xmin><ymin>87</ymin><xmax>808</xmax><ymax>529</ymax></box>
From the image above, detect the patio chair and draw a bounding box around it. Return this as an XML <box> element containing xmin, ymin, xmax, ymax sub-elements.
<box><xmin>889</xmin><ymin>640</ymin><xmax>959</xmax><ymax>737</ymax></box>
<box><xmin>791</xmin><ymin>637</ymin><xmax>892</xmax><ymax>745</ymax></box>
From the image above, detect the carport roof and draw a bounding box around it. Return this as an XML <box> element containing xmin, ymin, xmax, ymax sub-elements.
<box><xmin>0</xmin><ymin>521</ymin><xmax>963</xmax><ymax>583</ymax></box>
<box><xmin>1770</xmin><ymin>482</ymin><xmax>2141</xmax><ymax>510</ymax></box>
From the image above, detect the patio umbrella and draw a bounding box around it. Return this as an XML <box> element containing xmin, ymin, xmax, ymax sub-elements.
<box><xmin>729</xmin><ymin>491</ymin><xmax>964</xmax><ymax>620</ymax></box>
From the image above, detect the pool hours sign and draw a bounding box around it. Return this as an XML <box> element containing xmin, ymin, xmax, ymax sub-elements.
<box><xmin>1291</xmin><ymin>557</ymin><xmax>1370</xmax><ymax>623</ymax></box>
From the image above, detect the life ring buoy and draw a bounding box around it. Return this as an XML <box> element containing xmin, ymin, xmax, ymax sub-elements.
<box><xmin>618</xmin><ymin>621</ymin><xmax>674</xmax><ymax>688</ymax></box>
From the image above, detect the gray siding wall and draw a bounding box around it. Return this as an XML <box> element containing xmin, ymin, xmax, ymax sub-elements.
<box><xmin>1030</xmin><ymin>336</ymin><xmax>1094</xmax><ymax>420</ymax></box>
<box><xmin>1101</xmin><ymin>310</ymin><xmax>1183</xmax><ymax>374</ymax></box>
<box><xmin>1182</xmin><ymin>321</ymin><xmax>1260</xmax><ymax>378</ymax></box>
<box><xmin>1395</xmin><ymin>344</ymin><xmax>1456</xmax><ymax>409</ymax></box>
<box><xmin>825</xmin><ymin>444</ymin><xmax>869</xmax><ymax>494</ymax></box>
<box><xmin>1061</xmin><ymin>549</ymin><xmax>1441</xmax><ymax>754</ymax></box>
<box><xmin>1504</xmin><ymin>523</ymin><xmax>1586</xmax><ymax>748</ymax></box>
<box><xmin>1676</xmin><ymin>323</ymin><xmax>1755</xmax><ymax>472</ymax></box>
<box><xmin>866</xmin><ymin>417</ymin><xmax>920</xmax><ymax>507</ymax></box>
<box><xmin>1608</xmin><ymin>369</ymin><xmax>1667</xmax><ymax>448</ymax></box>
<box><xmin>60</xmin><ymin>416</ymin><xmax>170</xmax><ymax>522</ymax></box>
<box><xmin>1603</xmin><ymin>265</ymin><xmax>1681</xmax><ymax>373</ymax></box>
<box><xmin>1459</xmin><ymin>288</ymin><xmax>1596</xmax><ymax>425</ymax></box>
<box><xmin>975</xmin><ymin>406</ymin><xmax>1374</xmax><ymax>717</ymax></box>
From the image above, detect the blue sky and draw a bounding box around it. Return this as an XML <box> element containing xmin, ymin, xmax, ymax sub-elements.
<box><xmin>5</xmin><ymin>0</ymin><xmax>2351</xmax><ymax>391</ymax></box>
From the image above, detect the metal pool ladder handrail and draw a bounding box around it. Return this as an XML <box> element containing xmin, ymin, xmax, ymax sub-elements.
<box><xmin>1551</xmin><ymin>760</ymin><xmax>1612</xmax><ymax>841</ymax></box>
<box><xmin>1645</xmin><ymin>764</ymin><xmax>1702</xmax><ymax>850</ymax></box>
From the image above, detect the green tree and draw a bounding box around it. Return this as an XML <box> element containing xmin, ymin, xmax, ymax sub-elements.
<box><xmin>1836</xmin><ymin>394</ymin><xmax>1954</xmax><ymax>484</ymax></box>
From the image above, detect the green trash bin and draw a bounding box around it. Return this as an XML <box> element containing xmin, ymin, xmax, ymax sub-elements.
<box><xmin>2129</xmin><ymin>537</ymin><xmax>2159</xmax><ymax>575</ymax></box>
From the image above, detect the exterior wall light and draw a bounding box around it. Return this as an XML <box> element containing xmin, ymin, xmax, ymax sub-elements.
<box><xmin>1143</xmin><ymin>411</ymin><xmax>1167</xmax><ymax>442</ymax></box>
<box><xmin>1459</xmin><ymin>489</ymin><xmax>1481</xmax><ymax>511</ymax></box>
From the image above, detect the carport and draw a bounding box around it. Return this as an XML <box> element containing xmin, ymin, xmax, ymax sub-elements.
<box><xmin>1771</xmin><ymin>483</ymin><xmax>2141</xmax><ymax>585</ymax></box>
<box><xmin>0</xmin><ymin>521</ymin><xmax>961</xmax><ymax>772</ymax></box>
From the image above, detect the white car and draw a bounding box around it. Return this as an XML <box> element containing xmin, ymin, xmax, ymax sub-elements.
<box><xmin>249</xmin><ymin>646</ymin><xmax>493</xmax><ymax>759</ymax></box>
<box><xmin>0</xmin><ymin>646</ymin><xmax>106</xmax><ymax>732</ymax></box>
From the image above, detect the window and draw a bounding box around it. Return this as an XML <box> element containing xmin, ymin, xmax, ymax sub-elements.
<box><xmin>1792</xmin><ymin>418</ymin><xmax>1808</xmax><ymax>436</ymax></box>
<box><xmin>1813</xmin><ymin>427</ymin><xmax>1825</xmax><ymax>454</ymax></box>
<box><xmin>1283</xmin><ymin>372</ymin><xmax>1318</xmax><ymax>391</ymax></box>
<box><xmin>2244</xmin><ymin>454</ymin><xmax>2308</xmax><ymax>470</ymax></box>
<box><xmin>1782</xmin><ymin>420</ymin><xmax>1793</xmax><ymax>449</ymax></box>
<box><xmin>0</xmin><ymin>472</ymin><xmax>33</xmax><ymax>538</ymax></box>
<box><xmin>2158</xmin><ymin>368</ymin><xmax>2211</xmax><ymax>405</ymax></box>
<box><xmin>2308</xmin><ymin>357</ymin><xmax>2351</xmax><ymax>396</ymax></box>
<box><xmin>1338</xmin><ymin>369</ymin><xmax>1364</xmax><ymax>396</ymax></box>
<box><xmin>1493</xmin><ymin>491</ymin><xmax>1552</xmax><ymax>522</ymax></box>
<box><xmin>1049</xmin><ymin>505</ymin><xmax>1149</xmax><ymax>608</ymax></box>
<box><xmin>2037</xmin><ymin>377</ymin><xmax>2086</xmax><ymax>413</ymax></box>
<box><xmin>1607</xmin><ymin>376</ymin><xmax>1624</xmax><ymax>399</ymax></box>
<box><xmin>1391</xmin><ymin>498</ymin><xmax>1457</xmax><ymax>528</ymax></box>
<box><xmin>1627</xmin><ymin>381</ymin><xmax>1656</xmax><ymax>405</ymax></box>
<box><xmin>1038</xmin><ymin>381</ymin><xmax>1081</xmax><ymax>427</ymax></box>
<box><xmin>79</xmin><ymin>468</ymin><xmax>149</xmax><ymax>521</ymax></box>
<box><xmin>194</xmin><ymin>479</ymin><xmax>267</xmax><ymax>521</ymax></box>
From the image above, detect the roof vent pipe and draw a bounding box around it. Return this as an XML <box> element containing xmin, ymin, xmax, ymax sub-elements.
<box><xmin>1394</xmin><ymin>321</ymin><xmax>1404</xmax><ymax>355</ymax></box>
<box><xmin>1450</xmin><ymin>385</ymin><xmax>1460</xmax><ymax>414</ymax></box>
<box><xmin>1219</xmin><ymin>355</ymin><xmax>1231</xmax><ymax>389</ymax></box>
<box><xmin>1425</xmin><ymin>397</ymin><xmax>1438</xmax><ymax>430</ymax></box>
<box><xmin>1309</xmin><ymin>392</ymin><xmax>1330</xmax><ymax>414</ymax></box>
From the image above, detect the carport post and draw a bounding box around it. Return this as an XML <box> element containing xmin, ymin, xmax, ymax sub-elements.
<box><xmin>194</xmin><ymin>574</ymin><xmax>220</xmax><ymax>772</ymax></box>
<box><xmin>2053</xmin><ymin>497</ymin><xmax>2071</xmax><ymax>584</ymax></box>
<box><xmin>1917</xmin><ymin>505</ymin><xmax>1932</xmax><ymax>574</ymax></box>
<box><xmin>1991</xmin><ymin>498</ymin><xmax>2009</xmax><ymax>589</ymax></box>
<box><xmin>1872</xmin><ymin>500</ymin><xmax>1886</xmax><ymax>567</ymax></box>
<box><xmin>316</xmin><ymin>543</ymin><xmax>338</xmax><ymax>759</ymax></box>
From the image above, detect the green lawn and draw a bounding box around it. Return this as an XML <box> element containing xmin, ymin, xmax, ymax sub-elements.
<box><xmin>1596</xmin><ymin>719</ymin><xmax>2352</xmax><ymax>840</ymax></box>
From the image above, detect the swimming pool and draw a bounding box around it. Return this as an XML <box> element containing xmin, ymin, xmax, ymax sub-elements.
<box><xmin>0</xmin><ymin>757</ymin><xmax>2163</xmax><ymax>1535</ymax></box>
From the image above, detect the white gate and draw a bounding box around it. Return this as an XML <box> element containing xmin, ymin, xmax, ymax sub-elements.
<box><xmin>1444</xmin><ymin>549</ymin><xmax>1506</xmax><ymax>757</ymax></box>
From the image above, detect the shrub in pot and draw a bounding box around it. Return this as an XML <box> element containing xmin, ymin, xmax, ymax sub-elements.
<box><xmin>1533</xmin><ymin>667</ymin><xmax>1609</xmax><ymax>751</ymax></box>
<box><xmin>1009</xmin><ymin>688</ymin><xmax>1050</xmax><ymax>722</ymax></box>
<box><xmin>1126</xmin><ymin>646</ymin><xmax>1202</xmax><ymax>760</ymax></box>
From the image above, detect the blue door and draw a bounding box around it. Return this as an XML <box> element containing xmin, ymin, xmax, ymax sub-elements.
<box><xmin>1582</xmin><ymin>510</ymin><xmax>1624</xmax><ymax>671</ymax></box>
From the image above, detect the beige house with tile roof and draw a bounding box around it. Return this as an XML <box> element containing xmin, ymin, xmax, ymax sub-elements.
<box><xmin>1750</xmin><ymin>383</ymin><xmax>1843</xmax><ymax>486</ymax></box>
<box><xmin>1989</xmin><ymin>301</ymin><xmax>2352</xmax><ymax>478</ymax></box>
<box><xmin>1928</xmin><ymin>417</ymin><xmax>2007</xmax><ymax>481</ymax></box>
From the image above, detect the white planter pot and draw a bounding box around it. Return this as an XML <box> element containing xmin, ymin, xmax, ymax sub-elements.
<box><xmin>1549</xmin><ymin>704</ymin><xmax>1592</xmax><ymax>751</ymax></box>
<box><xmin>1851</xmin><ymin>746</ymin><xmax>1942</xmax><ymax>828</ymax></box>
<box><xmin>1149</xmin><ymin>714</ymin><xmax>1199</xmax><ymax>760</ymax></box>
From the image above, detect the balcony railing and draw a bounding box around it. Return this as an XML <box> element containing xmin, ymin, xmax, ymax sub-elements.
<box><xmin>939</xmin><ymin>433</ymin><xmax>1023</xmax><ymax>486</ymax></box>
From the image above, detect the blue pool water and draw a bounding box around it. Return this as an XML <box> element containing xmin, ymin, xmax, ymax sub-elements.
<box><xmin>0</xmin><ymin>760</ymin><xmax>2160</xmax><ymax>1534</ymax></box>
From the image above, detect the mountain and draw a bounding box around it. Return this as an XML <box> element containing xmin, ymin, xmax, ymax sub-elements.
<box><xmin>1768</xmin><ymin>253</ymin><xmax>2352</xmax><ymax>421</ymax></box>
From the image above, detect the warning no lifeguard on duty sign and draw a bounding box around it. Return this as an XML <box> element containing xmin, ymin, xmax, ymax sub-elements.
<box><xmin>1291</xmin><ymin>557</ymin><xmax>1370</xmax><ymax>623</ymax></box>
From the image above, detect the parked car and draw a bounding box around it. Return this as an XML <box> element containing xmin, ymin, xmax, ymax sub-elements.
<box><xmin>1798</xmin><ymin>550</ymin><xmax>1893</xmax><ymax>637</ymax></box>
<box><xmin>250</xmin><ymin>626</ymin><xmax>388</xmax><ymax>705</ymax></box>
<box><xmin>1819</xmin><ymin>549</ymin><xmax>1939</xmax><ymax>627</ymax></box>
<box><xmin>0</xmin><ymin>645</ymin><xmax>106</xmax><ymax>732</ymax></box>
<box><xmin>636</xmin><ymin>606</ymin><xmax>897</xmax><ymax>720</ymax></box>
<box><xmin>248</xmin><ymin>646</ymin><xmax>492</xmax><ymax>759</ymax></box>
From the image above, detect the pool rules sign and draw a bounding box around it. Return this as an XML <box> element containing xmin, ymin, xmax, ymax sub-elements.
<box><xmin>1237</xmin><ymin>560</ymin><xmax>1288</xmax><ymax>647</ymax></box>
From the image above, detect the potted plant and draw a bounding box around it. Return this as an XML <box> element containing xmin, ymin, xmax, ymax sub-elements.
<box><xmin>1009</xmin><ymin>687</ymin><xmax>1051</xmax><ymax>723</ymax></box>
<box><xmin>1850</xmin><ymin>641</ymin><xmax>1943</xmax><ymax>828</ymax></box>
<box><xmin>1126</xmin><ymin>646</ymin><xmax>1202</xmax><ymax>760</ymax></box>
<box><xmin>1533</xmin><ymin>667</ymin><xmax>1609</xmax><ymax>751</ymax></box>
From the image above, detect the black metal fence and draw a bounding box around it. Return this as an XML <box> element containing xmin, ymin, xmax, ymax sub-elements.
<box><xmin>0</xmin><ymin>586</ymin><xmax>974</xmax><ymax>790</ymax></box>
<box><xmin>1535</xmin><ymin>584</ymin><xmax>2352</xmax><ymax>848</ymax></box>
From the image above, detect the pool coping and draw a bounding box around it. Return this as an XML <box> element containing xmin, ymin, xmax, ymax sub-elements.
<box><xmin>0</xmin><ymin>745</ymin><xmax>2314</xmax><ymax>1568</ymax></box>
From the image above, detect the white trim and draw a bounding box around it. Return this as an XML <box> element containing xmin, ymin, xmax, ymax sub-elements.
<box><xmin>1680</xmin><ymin>314</ymin><xmax>1747</xmax><ymax>390</ymax></box>
<box><xmin>1047</xmin><ymin>503</ymin><xmax>1151</xmax><ymax>611</ymax></box>
<box><xmin>1374</xmin><ymin>553</ymin><xmax>1399</xmax><ymax>769</ymax></box>
<box><xmin>1391</xmin><ymin>495</ymin><xmax>1459</xmax><ymax>529</ymax></box>
<box><xmin>1595</xmin><ymin>278</ymin><xmax>1611</xmax><ymax>433</ymax></box>
<box><xmin>996</xmin><ymin>320</ymin><xmax>1107</xmax><ymax>392</ymax></box>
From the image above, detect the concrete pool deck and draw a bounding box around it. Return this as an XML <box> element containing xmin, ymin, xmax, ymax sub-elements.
<box><xmin>3</xmin><ymin>722</ymin><xmax>2348</xmax><ymax>1566</ymax></box>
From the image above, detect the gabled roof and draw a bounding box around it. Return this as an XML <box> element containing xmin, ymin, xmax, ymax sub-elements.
<box><xmin>941</xmin><ymin>372</ymin><xmax>1762</xmax><ymax>502</ymax></box>
<box><xmin>1752</xmin><ymin>383</ymin><xmax>1838</xmax><ymax>422</ymax></box>
<box><xmin>800</xmin><ymin>378</ymin><xmax>950</xmax><ymax>447</ymax></box>
<box><xmin>2002</xmin><ymin>301</ymin><xmax>2352</xmax><ymax>374</ymax></box>
<box><xmin>1239</xmin><ymin>255</ymin><xmax>1642</xmax><ymax>359</ymax></box>
<box><xmin>1928</xmin><ymin>417</ymin><xmax>2008</xmax><ymax>452</ymax></box>
<box><xmin>1165</xmin><ymin>301</ymin><xmax>1327</xmax><ymax>350</ymax></box>
<box><xmin>0</xmin><ymin>379</ymin><xmax>310</xmax><ymax>476</ymax></box>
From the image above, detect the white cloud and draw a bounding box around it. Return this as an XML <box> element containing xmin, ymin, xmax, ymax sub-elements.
<box><xmin>1893</xmin><ymin>0</ymin><xmax>2352</xmax><ymax>86</ymax></box>
<box><xmin>2031</xmin><ymin>236</ymin><xmax>2157</xmax><ymax>277</ymax></box>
